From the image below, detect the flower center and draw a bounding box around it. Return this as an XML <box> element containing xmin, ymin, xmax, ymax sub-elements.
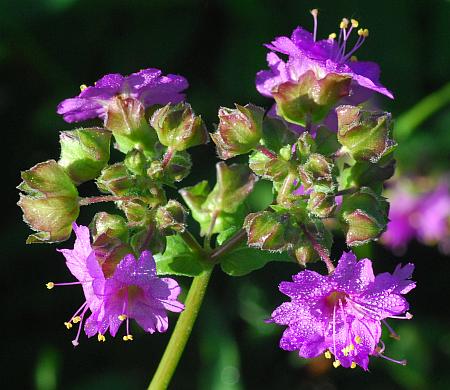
<box><xmin>325</xmin><ymin>291</ymin><xmax>347</xmax><ymax>308</ymax></box>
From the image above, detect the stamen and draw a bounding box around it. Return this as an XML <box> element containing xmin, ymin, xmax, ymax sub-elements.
<box><xmin>351</xmin><ymin>19</ymin><xmax>359</xmax><ymax>28</ymax></box>
<box><xmin>123</xmin><ymin>334</ymin><xmax>134</xmax><ymax>341</ymax></box>
<box><xmin>355</xmin><ymin>335</ymin><xmax>362</xmax><ymax>344</ymax></box>
<box><xmin>332</xmin><ymin>303</ymin><xmax>338</xmax><ymax>363</ymax></box>
<box><xmin>71</xmin><ymin>304</ymin><xmax>89</xmax><ymax>347</ymax></box>
<box><xmin>358</xmin><ymin>28</ymin><xmax>369</xmax><ymax>37</ymax></box>
<box><xmin>64</xmin><ymin>322</ymin><xmax>73</xmax><ymax>329</ymax></box>
<box><xmin>350</xmin><ymin>56</ymin><xmax>358</xmax><ymax>62</ymax></box>
<box><xmin>72</xmin><ymin>316</ymin><xmax>81</xmax><ymax>324</ymax></box>
<box><xmin>46</xmin><ymin>281</ymin><xmax>83</xmax><ymax>288</ymax></box>
<box><xmin>350</xmin><ymin>362</ymin><xmax>357</xmax><ymax>369</ymax></box>
<box><xmin>118</xmin><ymin>314</ymin><xmax>127</xmax><ymax>321</ymax></box>
<box><xmin>324</xmin><ymin>350</ymin><xmax>332</xmax><ymax>359</ymax></box>
<box><xmin>97</xmin><ymin>333</ymin><xmax>106</xmax><ymax>342</ymax></box>
<box><xmin>382</xmin><ymin>319</ymin><xmax>401</xmax><ymax>340</ymax></box>
<box><xmin>377</xmin><ymin>352</ymin><xmax>407</xmax><ymax>366</ymax></box>
<box><xmin>80</xmin><ymin>84</ymin><xmax>88</xmax><ymax>91</ymax></box>
<box><xmin>332</xmin><ymin>360</ymin><xmax>341</xmax><ymax>368</ymax></box>
<box><xmin>328</xmin><ymin>33</ymin><xmax>337</xmax><ymax>40</ymax></box>
<box><xmin>340</xmin><ymin>18</ymin><xmax>349</xmax><ymax>29</ymax></box>
<box><xmin>46</xmin><ymin>282</ymin><xmax>54</xmax><ymax>289</ymax></box>
<box><xmin>310</xmin><ymin>9</ymin><xmax>319</xmax><ymax>42</ymax></box>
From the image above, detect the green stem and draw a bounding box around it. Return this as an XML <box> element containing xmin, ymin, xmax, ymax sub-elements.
<box><xmin>210</xmin><ymin>229</ymin><xmax>247</xmax><ymax>260</ymax></box>
<box><xmin>179</xmin><ymin>230</ymin><xmax>203</xmax><ymax>254</ymax></box>
<box><xmin>78</xmin><ymin>195</ymin><xmax>141</xmax><ymax>206</ymax></box>
<box><xmin>395</xmin><ymin>82</ymin><xmax>450</xmax><ymax>141</ymax></box>
<box><xmin>148</xmin><ymin>267</ymin><xmax>214</xmax><ymax>390</ymax></box>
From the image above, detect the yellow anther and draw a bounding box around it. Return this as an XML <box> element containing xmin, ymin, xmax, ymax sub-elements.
<box><xmin>97</xmin><ymin>333</ymin><xmax>106</xmax><ymax>342</ymax></box>
<box><xmin>342</xmin><ymin>348</ymin><xmax>349</xmax><ymax>357</ymax></box>
<box><xmin>127</xmin><ymin>334</ymin><xmax>133</xmax><ymax>341</ymax></box>
<box><xmin>64</xmin><ymin>322</ymin><xmax>73</xmax><ymax>329</ymax></box>
<box><xmin>351</xmin><ymin>19</ymin><xmax>359</xmax><ymax>28</ymax></box>
<box><xmin>118</xmin><ymin>314</ymin><xmax>127</xmax><ymax>321</ymax></box>
<box><xmin>46</xmin><ymin>282</ymin><xmax>54</xmax><ymax>289</ymax></box>
<box><xmin>122</xmin><ymin>334</ymin><xmax>134</xmax><ymax>341</ymax></box>
<box><xmin>72</xmin><ymin>316</ymin><xmax>81</xmax><ymax>324</ymax></box>
<box><xmin>324</xmin><ymin>351</ymin><xmax>332</xmax><ymax>359</ymax></box>
<box><xmin>350</xmin><ymin>55</ymin><xmax>358</xmax><ymax>62</ymax></box>
<box><xmin>332</xmin><ymin>360</ymin><xmax>341</xmax><ymax>368</ymax></box>
<box><xmin>328</xmin><ymin>33</ymin><xmax>337</xmax><ymax>40</ymax></box>
<box><xmin>122</xmin><ymin>335</ymin><xmax>128</xmax><ymax>341</ymax></box>
<box><xmin>79</xmin><ymin>84</ymin><xmax>87</xmax><ymax>91</ymax></box>
<box><xmin>349</xmin><ymin>344</ymin><xmax>355</xmax><ymax>351</ymax></box>
<box><xmin>340</xmin><ymin>18</ymin><xmax>349</xmax><ymax>29</ymax></box>
<box><xmin>355</xmin><ymin>335</ymin><xmax>362</xmax><ymax>344</ymax></box>
<box><xmin>351</xmin><ymin>362</ymin><xmax>357</xmax><ymax>369</ymax></box>
<box><xmin>310</xmin><ymin>9</ymin><xmax>318</xmax><ymax>17</ymax></box>
<box><xmin>358</xmin><ymin>28</ymin><xmax>369</xmax><ymax>37</ymax></box>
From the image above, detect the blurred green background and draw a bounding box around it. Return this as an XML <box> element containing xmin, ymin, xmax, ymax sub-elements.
<box><xmin>1</xmin><ymin>0</ymin><xmax>450</xmax><ymax>389</ymax></box>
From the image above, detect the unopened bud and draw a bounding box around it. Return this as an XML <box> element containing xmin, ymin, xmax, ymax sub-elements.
<box><xmin>336</xmin><ymin>105</ymin><xmax>396</xmax><ymax>162</ymax></box>
<box><xmin>155</xmin><ymin>200</ymin><xmax>187</xmax><ymax>234</ymax></box>
<box><xmin>150</xmin><ymin>103</ymin><xmax>209</xmax><ymax>151</ymax></box>
<box><xmin>211</xmin><ymin>104</ymin><xmax>264</xmax><ymax>159</ymax></box>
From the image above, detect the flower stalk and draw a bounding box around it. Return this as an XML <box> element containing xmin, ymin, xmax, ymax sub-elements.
<box><xmin>148</xmin><ymin>266</ymin><xmax>214</xmax><ymax>390</ymax></box>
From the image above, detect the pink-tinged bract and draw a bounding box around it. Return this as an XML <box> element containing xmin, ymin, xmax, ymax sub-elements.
<box><xmin>269</xmin><ymin>251</ymin><xmax>415</xmax><ymax>369</ymax></box>
<box><xmin>57</xmin><ymin>68</ymin><xmax>188</xmax><ymax>123</ymax></box>
<box><xmin>84</xmin><ymin>250</ymin><xmax>184</xmax><ymax>339</ymax></box>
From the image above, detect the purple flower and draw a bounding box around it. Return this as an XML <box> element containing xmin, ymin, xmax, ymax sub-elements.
<box><xmin>57</xmin><ymin>68</ymin><xmax>188</xmax><ymax>123</ymax></box>
<box><xmin>269</xmin><ymin>251</ymin><xmax>415</xmax><ymax>370</ymax></box>
<box><xmin>84</xmin><ymin>250</ymin><xmax>184</xmax><ymax>341</ymax></box>
<box><xmin>47</xmin><ymin>223</ymin><xmax>105</xmax><ymax>346</ymax></box>
<box><xmin>256</xmin><ymin>12</ymin><xmax>393</xmax><ymax>103</ymax></box>
<box><xmin>382</xmin><ymin>178</ymin><xmax>450</xmax><ymax>254</ymax></box>
<box><xmin>48</xmin><ymin>224</ymin><xmax>184</xmax><ymax>345</ymax></box>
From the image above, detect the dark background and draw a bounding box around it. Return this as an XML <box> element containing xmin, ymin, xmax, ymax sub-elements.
<box><xmin>1</xmin><ymin>0</ymin><xmax>449</xmax><ymax>389</ymax></box>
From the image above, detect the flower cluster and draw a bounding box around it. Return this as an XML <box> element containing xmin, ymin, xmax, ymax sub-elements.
<box><xmin>382</xmin><ymin>177</ymin><xmax>450</xmax><ymax>254</ymax></box>
<box><xmin>269</xmin><ymin>251</ymin><xmax>415</xmax><ymax>369</ymax></box>
<box><xmin>47</xmin><ymin>224</ymin><xmax>184</xmax><ymax>345</ymax></box>
<box><xmin>17</xmin><ymin>7</ymin><xmax>418</xmax><ymax>383</ymax></box>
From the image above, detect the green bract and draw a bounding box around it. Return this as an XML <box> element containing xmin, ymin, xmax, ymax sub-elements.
<box><xmin>59</xmin><ymin>128</ymin><xmax>111</xmax><ymax>184</ymax></box>
<box><xmin>18</xmin><ymin>160</ymin><xmax>79</xmax><ymax>243</ymax></box>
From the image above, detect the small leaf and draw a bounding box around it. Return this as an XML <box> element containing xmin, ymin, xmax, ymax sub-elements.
<box><xmin>154</xmin><ymin>234</ymin><xmax>206</xmax><ymax>277</ymax></box>
<box><xmin>220</xmin><ymin>246</ymin><xmax>293</xmax><ymax>276</ymax></box>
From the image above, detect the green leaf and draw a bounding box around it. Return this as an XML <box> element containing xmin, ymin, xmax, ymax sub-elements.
<box><xmin>220</xmin><ymin>246</ymin><xmax>293</xmax><ymax>276</ymax></box>
<box><xmin>154</xmin><ymin>234</ymin><xmax>206</xmax><ymax>277</ymax></box>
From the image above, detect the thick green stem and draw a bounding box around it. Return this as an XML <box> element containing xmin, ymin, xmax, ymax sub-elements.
<box><xmin>148</xmin><ymin>267</ymin><xmax>213</xmax><ymax>390</ymax></box>
<box><xmin>395</xmin><ymin>82</ymin><xmax>450</xmax><ymax>141</ymax></box>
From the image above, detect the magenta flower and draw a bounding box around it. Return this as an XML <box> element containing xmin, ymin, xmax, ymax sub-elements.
<box><xmin>84</xmin><ymin>250</ymin><xmax>184</xmax><ymax>341</ymax></box>
<box><xmin>382</xmin><ymin>179</ymin><xmax>450</xmax><ymax>254</ymax></box>
<box><xmin>57</xmin><ymin>68</ymin><xmax>188</xmax><ymax>123</ymax></box>
<box><xmin>269</xmin><ymin>251</ymin><xmax>415</xmax><ymax>370</ymax></box>
<box><xmin>47</xmin><ymin>223</ymin><xmax>105</xmax><ymax>346</ymax></box>
<box><xmin>256</xmin><ymin>11</ymin><xmax>393</xmax><ymax>103</ymax></box>
<box><xmin>48</xmin><ymin>224</ymin><xmax>184</xmax><ymax>345</ymax></box>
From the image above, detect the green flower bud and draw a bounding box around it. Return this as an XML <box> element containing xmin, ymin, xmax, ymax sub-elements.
<box><xmin>150</xmin><ymin>103</ymin><xmax>209</xmax><ymax>151</ymax></box>
<box><xmin>339</xmin><ymin>187</ymin><xmax>389</xmax><ymax>246</ymax></box>
<box><xmin>105</xmin><ymin>96</ymin><xmax>159</xmax><ymax>156</ymax></box>
<box><xmin>124</xmin><ymin>149</ymin><xmax>147</xmax><ymax>175</ymax></box>
<box><xmin>96</xmin><ymin>163</ymin><xmax>134</xmax><ymax>196</ymax></box>
<box><xmin>294</xmin><ymin>242</ymin><xmax>318</xmax><ymax>266</ymax></box>
<box><xmin>273</xmin><ymin>70</ymin><xmax>351</xmax><ymax>125</ymax></box>
<box><xmin>17</xmin><ymin>160</ymin><xmax>79</xmax><ymax>243</ymax></box>
<box><xmin>336</xmin><ymin>105</ymin><xmax>396</xmax><ymax>162</ymax></box>
<box><xmin>90</xmin><ymin>212</ymin><xmax>128</xmax><ymax>242</ymax></box>
<box><xmin>244</xmin><ymin>211</ymin><xmax>296</xmax><ymax>251</ymax></box>
<box><xmin>211</xmin><ymin>103</ymin><xmax>264</xmax><ymax>159</ymax></box>
<box><xmin>295</xmin><ymin>132</ymin><xmax>316</xmax><ymax>161</ymax></box>
<box><xmin>307</xmin><ymin>192</ymin><xmax>336</xmax><ymax>218</ymax></box>
<box><xmin>155</xmin><ymin>200</ymin><xmax>187</xmax><ymax>234</ymax></box>
<box><xmin>299</xmin><ymin>153</ymin><xmax>336</xmax><ymax>193</ymax></box>
<box><xmin>59</xmin><ymin>128</ymin><xmax>111</xmax><ymax>184</ymax></box>
<box><xmin>164</xmin><ymin>151</ymin><xmax>192</xmax><ymax>183</ymax></box>
<box><xmin>130</xmin><ymin>226</ymin><xmax>166</xmax><ymax>255</ymax></box>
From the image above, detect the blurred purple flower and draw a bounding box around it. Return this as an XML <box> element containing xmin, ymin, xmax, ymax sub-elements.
<box><xmin>269</xmin><ymin>251</ymin><xmax>415</xmax><ymax>370</ymax></box>
<box><xmin>57</xmin><ymin>68</ymin><xmax>188</xmax><ymax>123</ymax></box>
<box><xmin>382</xmin><ymin>179</ymin><xmax>450</xmax><ymax>254</ymax></box>
<box><xmin>256</xmin><ymin>12</ymin><xmax>393</xmax><ymax>103</ymax></box>
<box><xmin>84</xmin><ymin>250</ymin><xmax>184</xmax><ymax>341</ymax></box>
